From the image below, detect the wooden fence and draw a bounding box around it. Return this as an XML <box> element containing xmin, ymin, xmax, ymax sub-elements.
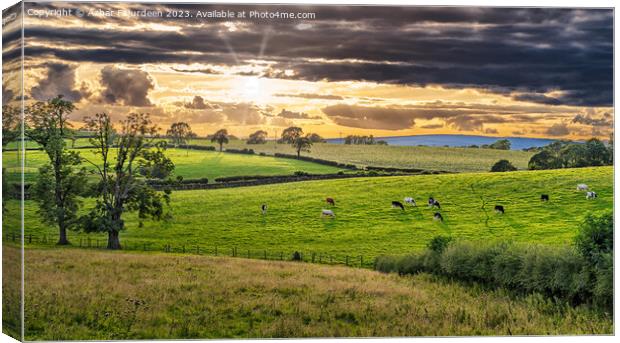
<box><xmin>4</xmin><ymin>232</ymin><xmax>373</xmax><ymax>268</ymax></box>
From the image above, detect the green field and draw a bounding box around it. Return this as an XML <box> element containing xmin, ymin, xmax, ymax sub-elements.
<box><xmin>7</xmin><ymin>247</ymin><xmax>611</xmax><ymax>340</ymax></box>
<box><xmin>2</xmin><ymin>148</ymin><xmax>343</xmax><ymax>183</ymax></box>
<box><xmin>6</xmin><ymin>167</ymin><xmax>612</xmax><ymax>263</ymax></box>
<box><xmin>187</xmin><ymin>139</ymin><xmax>535</xmax><ymax>172</ymax></box>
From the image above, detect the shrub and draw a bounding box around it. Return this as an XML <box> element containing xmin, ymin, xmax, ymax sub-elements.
<box><xmin>574</xmin><ymin>210</ymin><xmax>613</xmax><ymax>264</ymax></box>
<box><xmin>490</xmin><ymin>159</ymin><xmax>517</xmax><ymax>172</ymax></box>
<box><xmin>292</xmin><ymin>251</ymin><xmax>302</xmax><ymax>261</ymax></box>
<box><xmin>427</xmin><ymin>235</ymin><xmax>452</xmax><ymax>253</ymax></box>
<box><xmin>293</xmin><ymin>171</ymin><xmax>310</xmax><ymax>176</ymax></box>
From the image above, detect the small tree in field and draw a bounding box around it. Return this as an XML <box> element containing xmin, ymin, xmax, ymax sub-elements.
<box><xmin>247</xmin><ymin>130</ymin><xmax>267</xmax><ymax>144</ymax></box>
<box><xmin>490</xmin><ymin>159</ymin><xmax>517</xmax><ymax>172</ymax></box>
<box><xmin>211</xmin><ymin>129</ymin><xmax>229</xmax><ymax>152</ymax></box>
<box><xmin>25</xmin><ymin>96</ymin><xmax>87</xmax><ymax>245</ymax></box>
<box><xmin>166</xmin><ymin>122</ymin><xmax>195</xmax><ymax>150</ymax></box>
<box><xmin>81</xmin><ymin>113</ymin><xmax>174</xmax><ymax>249</ymax></box>
<box><xmin>292</xmin><ymin>136</ymin><xmax>313</xmax><ymax>158</ymax></box>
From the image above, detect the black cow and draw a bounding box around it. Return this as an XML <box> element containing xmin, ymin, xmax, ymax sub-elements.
<box><xmin>494</xmin><ymin>205</ymin><xmax>505</xmax><ymax>214</ymax></box>
<box><xmin>392</xmin><ymin>201</ymin><xmax>405</xmax><ymax>210</ymax></box>
<box><xmin>433</xmin><ymin>212</ymin><xmax>444</xmax><ymax>222</ymax></box>
<box><xmin>540</xmin><ymin>194</ymin><xmax>549</xmax><ymax>201</ymax></box>
<box><xmin>428</xmin><ymin>197</ymin><xmax>435</xmax><ymax>206</ymax></box>
<box><xmin>432</xmin><ymin>200</ymin><xmax>441</xmax><ymax>209</ymax></box>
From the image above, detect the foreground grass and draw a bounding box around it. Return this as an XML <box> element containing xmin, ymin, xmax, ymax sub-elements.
<box><xmin>188</xmin><ymin>139</ymin><xmax>535</xmax><ymax>172</ymax></box>
<box><xmin>6</xmin><ymin>167</ymin><xmax>612</xmax><ymax>263</ymax></box>
<box><xmin>3</xmin><ymin>148</ymin><xmax>342</xmax><ymax>183</ymax></box>
<box><xmin>15</xmin><ymin>247</ymin><xmax>612</xmax><ymax>339</ymax></box>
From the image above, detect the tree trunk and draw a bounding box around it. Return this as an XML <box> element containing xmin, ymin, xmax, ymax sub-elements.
<box><xmin>219</xmin><ymin>143</ymin><xmax>223</xmax><ymax>152</ymax></box>
<box><xmin>57</xmin><ymin>226</ymin><xmax>70</xmax><ymax>245</ymax></box>
<box><xmin>297</xmin><ymin>149</ymin><xmax>301</xmax><ymax>158</ymax></box>
<box><xmin>107</xmin><ymin>230</ymin><xmax>122</xmax><ymax>250</ymax></box>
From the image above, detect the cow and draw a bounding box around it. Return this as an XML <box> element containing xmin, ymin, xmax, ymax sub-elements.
<box><xmin>321</xmin><ymin>209</ymin><xmax>335</xmax><ymax>217</ymax></box>
<box><xmin>326</xmin><ymin>197</ymin><xmax>335</xmax><ymax>206</ymax></box>
<box><xmin>261</xmin><ymin>204</ymin><xmax>268</xmax><ymax>215</ymax></box>
<box><xmin>577</xmin><ymin>184</ymin><xmax>589</xmax><ymax>191</ymax></box>
<box><xmin>433</xmin><ymin>212</ymin><xmax>444</xmax><ymax>222</ymax></box>
<box><xmin>391</xmin><ymin>201</ymin><xmax>405</xmax><ymax>210</ymax></box>
<box><xmin>428</xmin><ymin>197</ymin><xmax>435</xmax><ymax>207</ymax></box>
<box><xmin>586</xmin><ymin>191</ymin><xmax>597</xmax><ymax>200</ymax></box>
<box><xmin>540</xmin><ymin>194</ymin><xmax>549</xmax><ymax>202</ymax></box>
<box><xmin>494</xmin><ymin>205</ymin><xmax>505</xmax><ymax>214</ymax></box>
<box><xmin>404</xmin><ymin>197</ymin><xmax>416</xmax><ymax>206</ymax></box>
<box><xmin>432</xmin><ymin>200</ymin><xmax>441</xmax><ymax>209</ymax></box>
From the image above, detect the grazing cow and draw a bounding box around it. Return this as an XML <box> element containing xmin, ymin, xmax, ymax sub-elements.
<box><xmin>321</xmin><ymin>209</ymin><xmax>335</xmax><ymax>217</ymax></box>
<box><xmin>433</xmin><ymin>212</ymin><xmax>444</xmax><ymax>222</ymax></box>
<box><xmin>391</xmin><ymin>201</ymin><xmax>405</xmax><ymax>210</ymax></box>
<box><xmin>586</xmin><ymin>191</ymin><xmax>597</xmax><ymax>200</ymax></box>
<box><xmin>428</xmin><ymin>197</ymin><xmax>435</xmax><ymax>207</ymax></box>
<box><xmin>577</xmin><ymin>184</ymin><xmax>589</xmax><ymax>191</ymax></box>
<box><xmin>261</xmin><ymin>204</ymin><xmax>267</xmax><ymax>215</ymax></box>
<box><xmin>540</xmin><ymin>194</ymin><xmax>549</xmax><ymax>202</ymax></box>
<box><xmin>404</xmin><ymin>197</ymin><xmax>416</xmax><ymax>206</ymax></box>
<box><xmin>494</xmin><ymin>205</ymin><xmax>505</xmax><ymax>214</ymax></box>
<box><xmin>326</xmin><ymin>197</ymin><xmax>335</xmax><ymax>206</ymax></box>
<box><xmin>431</xmin><ymin>200</ymin><xmax>441</xmax><ymax>209</ymax></box>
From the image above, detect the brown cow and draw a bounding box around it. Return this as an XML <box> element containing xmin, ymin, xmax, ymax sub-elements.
<box><xmin>326</xmin><ymin>197</ymin><xmax>335</xmax><ymax>206</ymax></box>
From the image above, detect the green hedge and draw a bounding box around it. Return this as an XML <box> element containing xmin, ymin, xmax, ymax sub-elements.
<box><xmin>375</xmin><ymin>210</ymin><xmax>613</xmax><ymax>312</ymax></box>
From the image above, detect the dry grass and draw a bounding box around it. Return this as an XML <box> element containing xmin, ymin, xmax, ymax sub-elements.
<box><xmin>2</xmin><ymin>245</ymin><xmax>22</xmax><ymax>340</ymax></box>
<box><xmin>19</xmin><ymin>247</ymin><xmax>612</xmax><ymax>340</ymax></box>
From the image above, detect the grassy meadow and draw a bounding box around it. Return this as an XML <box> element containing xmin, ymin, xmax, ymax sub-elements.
<box><xmin>6</xmin><ymin>166</ymin><xmax>612</xmax><ymax>264</ymax></box>
<box><xmin>187</xmin><ymin>139</ymin><xmax>535</xmax><ymax>172</ymax></box>
<box><xmin>14</xmin><ymin>247</ymin><xmax>612</xmax><ymax>340</ymax></box>
<box><xmin>2</xmin><ymin>148</ymin><xmax>343</xmax><ymax>184</ymax></box>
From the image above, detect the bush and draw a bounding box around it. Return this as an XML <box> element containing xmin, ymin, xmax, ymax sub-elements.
<box><xmin>427</xmin><ymin>235</ymin><xmax>452</xmax><ymax>253</ymax></box>
<box><xmin>490</xmin><ymin>159</ymin><xmax>517</xmax><ymax>172</ymax></box>
<box><xmin>574</xmin><ymin>210</ymin><xmax>613</xmax><ymax>264</ymax></box>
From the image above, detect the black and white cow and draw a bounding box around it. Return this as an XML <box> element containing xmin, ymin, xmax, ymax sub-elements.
<box><xmin>494</xmin><ymin>205</ymin><xmax>505</xmax><ymax>214</ymax></box>
<box><xmin>392</xmin><ymin>201</ymin><xmax>405</xmax><ymax>210</ymax></box>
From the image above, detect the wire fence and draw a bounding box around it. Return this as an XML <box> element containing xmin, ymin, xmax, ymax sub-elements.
<box><xmin>4</xmin><ymin>232</ymin><xmax>375</xmax><ymax>268</ymax></box>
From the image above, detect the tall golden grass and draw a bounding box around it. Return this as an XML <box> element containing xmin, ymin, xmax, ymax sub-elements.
<box><xmin>15</xmin><ymin>247</ymin><xmax>612</xmax><ymax>340</ymax></box>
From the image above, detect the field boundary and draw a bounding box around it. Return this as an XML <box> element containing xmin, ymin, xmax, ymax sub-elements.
<box><xmin>5</xmin><ymin>233</ymin><xmax>374</xmax><ymax>268</ymax></box>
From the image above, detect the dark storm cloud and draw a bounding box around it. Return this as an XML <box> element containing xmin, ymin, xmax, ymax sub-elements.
<box><xmin>23</xmin><ymin>6</ymin><xmax>613</xmax><ymax>106</ymax></box>
<box><xmin>183</xmin><ymin>96</ymin><xmax>215</xmax><ymax>110</ymax></box>
<box><xmin>572</xmin><ymin>113</ymin><xmax>613</xmax><ymax>127</ymax></box>
<box><xmin>545</xmin><ymin>123</ymin><xmax>571</xmax><ymax>136</ymax></box>
<box><xmin>321</xmin><ymin>104</ymin><xmax>417</xmax><ymax>130</ymax></box>
<box><xmin>31</xmin><ymin>63</ymin><xmax>88</xmax><ymax>102</ymax></box>
<box><xmin>99</xmin><ymin>66</ymin><xmax>154</xmax><ymax>107</ymax></box>
<box><xmin>277</xmin><ymin>109</ymin><xmax>322</xmax><ymax>120</ymax></box>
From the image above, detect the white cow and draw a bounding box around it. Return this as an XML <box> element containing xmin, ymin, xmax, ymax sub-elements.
<box><xmin>404</xmin><ymin>197</ymin><xmax>416</xmax><ymax>206</ymax></box>
<box><xmin>577</xmin><ymin>184</ymin><xmax>589</xmax><ymax>191</ymax></box>
<box><xmin>321</xmin><ymin>209</ymin><xmax>335</xmax><ymax>217</ymax></box>
<box><xmin>586</xmin><ymin>191</ymin><xmax>597</xmax><ymax>199</ymax></box>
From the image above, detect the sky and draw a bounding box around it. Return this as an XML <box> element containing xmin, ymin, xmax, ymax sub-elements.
<box><xmin>2</xmin><ymin>2</ymin><xmax>614</xmax><ymax>140</ymax></box>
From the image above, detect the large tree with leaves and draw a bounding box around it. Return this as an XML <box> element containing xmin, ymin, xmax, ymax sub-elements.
<box><xmin>81</xmin><ymin>112</ymin><xmax>174</xmax><ymax>249</ymax></box>
<box><xmin>25</xmin><ymin>96</ymin><xmax>87</xmax><ymax>245</ymax></box>
<box><xmin>211</xmin><ymin>129</ymin><xmax>229</xmax><ymax>152</ymax></box>
<box><xmin>292</xmin><ymin>136</ymin><xmax>313</xmax><ymax>158</ymax></box>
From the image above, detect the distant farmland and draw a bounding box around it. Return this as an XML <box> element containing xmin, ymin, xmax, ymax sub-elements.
<box><xmin>187</xmin><ymin>139</ymin><xmax>535</xmax><ymax>172</ymax></box>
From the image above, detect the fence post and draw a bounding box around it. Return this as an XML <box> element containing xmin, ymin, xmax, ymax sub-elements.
<box><xmin>263</xmin><ymin>250</ymin><xmax>267</xmax><ymax>260</ymax></box>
